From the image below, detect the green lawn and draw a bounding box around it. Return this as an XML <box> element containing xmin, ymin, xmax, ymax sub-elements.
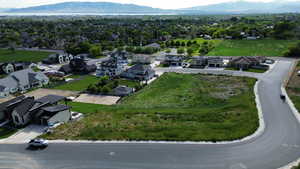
<box><xmin>226</xmin><ymin>67</ymin><xmax>267</xmax><ymax>73</ymax></box>
<box><xmin>0</xmin><ymin>48</ymin><xmax>53</xmax><ymax>63</ymax></box>
<box><xmin>43</xmin><ymin>73</ymin><xmax>258</xmax><ymax>142</ymax></box>
<box><xmin>208</xmin><ymin>40</ymin><xmax>297</xmax><ymax>57</ymax></box>
<box><xmin>0</xmin><ymin>127</ymin><xmax>18</xmax><ymax>139</ymax></box>
<box><xmin>53</xmin><ymin>75</ymin><xmax>99</xmax><ymax>91</ymax></box>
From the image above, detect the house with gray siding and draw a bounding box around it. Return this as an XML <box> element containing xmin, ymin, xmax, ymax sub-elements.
<box><xmin>1</xmin><ymin>94</ymin><xmax>70</xmax><ymax>127</ymax></box>
<box><xmin>0</xmin><ymin>68</ymin><xmax>49</xmax><ymax>98</ymax></box>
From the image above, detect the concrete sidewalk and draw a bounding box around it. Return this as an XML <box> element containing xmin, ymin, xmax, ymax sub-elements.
<box><xmin>0</xmin><ymin>125</ymin><xmax>46</xmax><ymax>144</ymax></box>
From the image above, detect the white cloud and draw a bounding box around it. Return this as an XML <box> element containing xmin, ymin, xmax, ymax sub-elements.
<box><xmin>0</xmin><ymin>0</ymin><xmax>298</xmax><ymax>9</ymax></box>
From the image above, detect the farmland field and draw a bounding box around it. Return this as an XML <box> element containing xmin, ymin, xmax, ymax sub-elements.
<box><xmin>43</xmin><ymin>73</ymin><xmax>258</xmax><ymax>142</ymax></box>
<box><xmin>0</xmin><ymin>48</ymin><xmax>53</xmax><ymax>62</ymax></box>
<box><xmin>207</xmin><ymin>40</ymin><xmax>297</xmax><ymax>57</ymax></box>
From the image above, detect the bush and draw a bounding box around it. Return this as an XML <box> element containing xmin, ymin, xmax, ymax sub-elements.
<box><xmin>177</xmin><ymin>48</ymin><xmax>185</xmax><ymax>54</ymax></box>
<box><xmin>284</xmin><ymin>42</ymin><xmax>300</xmax><ymax>57</ymax></box>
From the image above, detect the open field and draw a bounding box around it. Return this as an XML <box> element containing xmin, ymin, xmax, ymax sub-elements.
<box><xmin>53</xmin><ymin>75</ymin><xmax>99</xmax><ymax>91</ymax></box>
<box><xmin>287</xmin><ymin>61</ymin><xmax>300</xmax><ymax>111</ymax></box>
<box><xmin>207</xmin><ymin>40</ymin><xmax>297</xmax><ymax>57</ymax></box>
<box><xmin>43</xmin><ymin>73</ymin><xmax>258</xmax><ymax>141</ymax></box>
<box><xmin>0</xmin><ymin>48</ymin><xmax>53</xmax><ymax>63</ymax></box>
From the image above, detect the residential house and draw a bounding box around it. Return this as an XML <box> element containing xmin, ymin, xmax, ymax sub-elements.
<box><xmin>0</xmin><ymin>95</ymin><xmax>26</xmax><ymax>122</ymax></box>
<box><xmin>111</xmin><ymin>51</ymin><xmax>129</xmax><ymax>65</ymax></box>
<box><xmin>59</xmin><ymin>57</ymin><xmax>96</xmax><ymax>75</ymax></box>
<box><xmin>162</xmin><ymin>55</ymin><xmax>184</xmax><ymax>67</ymax></box>
<box><xmin>11</xmin><ymin>96</ymin><xmax>36</xmax><ymax>126</ymax></box>
<box><xmin>0</xmin><ymin>62</ymin><xmax>33</xmax><ymax>75</ymax></box>
<box><xmin>36</xmin><ymin>105</ymin><xmax>71</xmax><ymax>126</ymax></box>
<box><xmin>207</xmin><ymin>57</ymin><xmax>224</xmax><ymax>67</ymax></box>
<box><xmin>229</xmin><ymin>56</ymin><xmax>266</xmax><ymax>70</ymax></box>
<box><xmin>96</xmin><ymin>57</ymin><xmax>125</xmax><ymax>77</ymax></box>
<box><xmin>189</xmin><ymin>56</ymin><xmax>208</xmax><ymax>68</ymax></box>
<box><xmin>121</xmin><ymin>64</ymin><xmax>155</xmax><ymax>81</ymax></box>
<box><xmin>0</xmin><ymin>69</ymin><xmax>49</xmax><ymax>98</ymax></box>
<box><xmin>132</xmin><ymin>54</ymin><xmax>154</xmax><ymax>64</ymax></box>
<box><xmin>3</xmin><ymin>94</ymin><xmax>70</xmax><ymax>127</ymax></box>
<box><xmin>42</xmin><ymin>53</ymin><xmax>73</xmax><ymax>65</ymax></box>
<box><xmin>0</xmin><ymin>63</ymin><xmax>15</xmax><ymax>74</ymax></box>
<box><xmin>145</xmin><ymin>43</ymin><xmax>161</xmax><ymax>49</ymax></box>
<box><xmin>112</xmin><ymin>85</ymin><xmax>134</xmax><ymax>96</ymax></box>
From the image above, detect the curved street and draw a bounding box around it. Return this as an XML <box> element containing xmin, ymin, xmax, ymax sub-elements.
<box><xmin>0</xmin><ymin>60</ymin><xmax>300</xmax><ymax>169</ymax></box>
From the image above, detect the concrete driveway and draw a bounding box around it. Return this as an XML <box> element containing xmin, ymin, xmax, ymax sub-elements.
<box><xmin>0</xmin><ymin>125</ymin><xmax>46</xmax><ymax>144</ymax></box>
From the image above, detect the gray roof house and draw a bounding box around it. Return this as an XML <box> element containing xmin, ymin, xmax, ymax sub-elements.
<box><xmin>5</xmin><ymin>94</ymin><xmax>71</xmax><ymax>127</ymax></box>
<box><xmin>121</xmin><ymin>64</ymin><xmax>155</xmax><ymax>81</ymax></box>
<box><xmin>113</xmin><ymin>85</ymin><xmax>134</xmax><ymax>96</ymax></box>
<box><xmin>0</xmin><ymin>68</ymin><xmax>49</xmax><ymax>98</ymax></box>
<box><xmin>162</xmin><ymin>55</ymin><xmax>184</xmax><ymax>67</ymax></box>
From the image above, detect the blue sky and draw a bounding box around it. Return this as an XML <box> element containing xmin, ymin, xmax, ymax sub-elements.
<box><xmin>0</xmin><ymin>0</ymin><xmax>297</xmax><ymax>9</ymax></box>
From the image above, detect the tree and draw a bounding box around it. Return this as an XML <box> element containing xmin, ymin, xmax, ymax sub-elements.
<box><xmin>284</xmin><ymin>42</ymin><xmax>300</xmax><ymax>57</ymax></box>
<box><xmin>165</xmin><ymin>48</ymin><xmax>171</xmax><ymax>53</ymax></box>
<box><xmin>89</xmin><ymin>45</ymin><xmax>102</xmax><ymax>58</ymax></box>
<box><xmin>3</xmin><ymin>31</ymin><xmax>20</xmax><ymax>53</ymax></box>
<box><xmin>187</xmin><ymin>48</ymin><xmax>194</xmax><ymax>56</ymax></box>
<box><xmin>273</xmin><ymin>22</ymin><xmax>295</xmax><ymax>40</ymax></box>
<box><xmin>177</xmin><ymin>48</ymin><xmax>185</xmax><ymax>54</ymax></box>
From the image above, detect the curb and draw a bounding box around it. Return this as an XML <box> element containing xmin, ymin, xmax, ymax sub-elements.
<box><xmin>278</xmin><ymin>61</ymin><xmax>300</xmax><ymax>169</ymax></box>
<box><xmin>49</xmin><ymin>80</ymin><xmax>266</xmax><ymax>145</ymax></box>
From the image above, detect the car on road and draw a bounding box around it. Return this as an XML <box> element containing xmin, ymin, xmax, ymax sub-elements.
<box><xmin>28</xmin><ymin>139</ymin><xmax>49</xmax><ymax>148</ymax></box>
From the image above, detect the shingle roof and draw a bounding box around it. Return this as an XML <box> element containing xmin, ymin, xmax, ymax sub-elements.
<box><xmin>35</xmin><ymin>95</ymin><xmax>65</xmax><ymax>104</ymax></box>
<box><xmin>14</xmin><ymin>97</ymin><xmax>35</xmax><ymax>116</ymax></box>
<box><xmin>41</xmin><ymin>104</ymin><xmax>70</xmax><ymax>113</ymax></box>
<box><xmin>0</xmin><ymin>95</ymin><xmax>26</xmax><ymax>112</ymax></box>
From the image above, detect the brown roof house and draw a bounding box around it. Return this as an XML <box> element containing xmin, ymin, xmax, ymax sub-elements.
<box><xmin>229</xmin><ymin>56</ymin><xmax>266</xmax><ymax>70</ymax></box>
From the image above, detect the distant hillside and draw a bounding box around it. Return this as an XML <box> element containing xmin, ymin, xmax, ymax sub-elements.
<box><xmin>183</xmin><ymin>1</ymin><xmax>300</xmax><ymax>13</ymax></box>
<box><xmin>5</xmin><ymin>1</ymin><xmax>300</xmax><ymax>14</ymax></box>
<box><xmin>8</xmin><ymin>2</ymin><xmax>166</xmax><ymax>13</ymax></box>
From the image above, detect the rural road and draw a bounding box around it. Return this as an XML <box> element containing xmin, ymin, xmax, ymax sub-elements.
<box><xmin>1</xmin><ymin>60</ymin><xmax>300</xmax><ymax>169</ymax></box>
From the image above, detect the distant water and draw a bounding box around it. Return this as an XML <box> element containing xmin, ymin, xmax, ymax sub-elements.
<box><xmin>0</xmin><ymin>12</ymin><xmax>176</xmax><ymax>16</ymax></box>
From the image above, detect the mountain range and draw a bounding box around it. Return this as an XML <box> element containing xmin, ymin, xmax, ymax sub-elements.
<box><xmin>4</xmin><ymin>1</ymin><xmax>300</xmax><ymax>14</ymax></box>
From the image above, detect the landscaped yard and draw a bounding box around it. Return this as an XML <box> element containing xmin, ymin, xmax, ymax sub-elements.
<box><xmin>0</xmin><ymin>127</ymin><xmax>17</xmax><ymax>139</ymax></box>
<box><xmin>53</xmin><ymin>75</ymin><xmax>99</xmax><ymax>91</ymax></box>
<box><xmin>0</xmin><ymin>48</ymin><xmax>53</xmax><ymax>63</ymax></box>
<box><xmin>43</xmin><ymin>73</ymin><xmax>258</xmax><ymax>142</ymax></box>
<box><xmin>226</xmin><ymin>67</ymin><xmax>267</xmax><ymax>73</ymax></box>
<box><xmin>287</xmin><ymin>61</ymin><xmax>300</xmax><ymax>111</ymax></box>
<box><xmin>207</xmin><ymin>40</ymin><xmax>297</xmax><ymax>57</ymax></box>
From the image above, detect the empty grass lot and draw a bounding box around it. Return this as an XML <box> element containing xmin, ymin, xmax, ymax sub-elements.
<box><xmin>43</xmin><ymin>73</ymin><xmax>258</xmax><ymax>142</ymax></box>
<box><xmin>207</xmin><ymin>40</ymin><xmax>297</xmax><ymax>57</ymax></box>
<box><xmin>53</xmin><ymin>75</ymin><xmax>99</xmax><ymax>91</ymax></box>
<box><xmin>0</xmin><ymin>48</ymin><xmax>53</xmax><ymax>62</ymax></box>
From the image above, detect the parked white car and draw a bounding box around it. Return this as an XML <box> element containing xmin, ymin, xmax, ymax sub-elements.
<box><xmin>28</xmin><ymin>139</ymin><xmax>48</xmax><ymax>148</ymax></box>
<box><xmin>48</xmin><ymin>122</ymin><xmax>62</xmax><ymax>129</ymax></box>
<box><xmin>71</xmin><ymin>112</ymin><xmax>83</xmax><ymax>121</ymax></box>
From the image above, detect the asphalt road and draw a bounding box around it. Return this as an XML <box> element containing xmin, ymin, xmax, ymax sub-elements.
<box><xmin>1</xmin><ymin>60</ymin><xmax>300</xmax><ymax>169</ymax></box>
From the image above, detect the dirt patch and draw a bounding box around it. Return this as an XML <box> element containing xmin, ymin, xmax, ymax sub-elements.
<box><xmin>74</xmin><ymin>94</ymin><xmax>120</xmax><ymax>105</ymax></box>
<box><xmin>25</xmin><ymin>88</ymin><xmax>79</xmax><ymax>99</ymax></box>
